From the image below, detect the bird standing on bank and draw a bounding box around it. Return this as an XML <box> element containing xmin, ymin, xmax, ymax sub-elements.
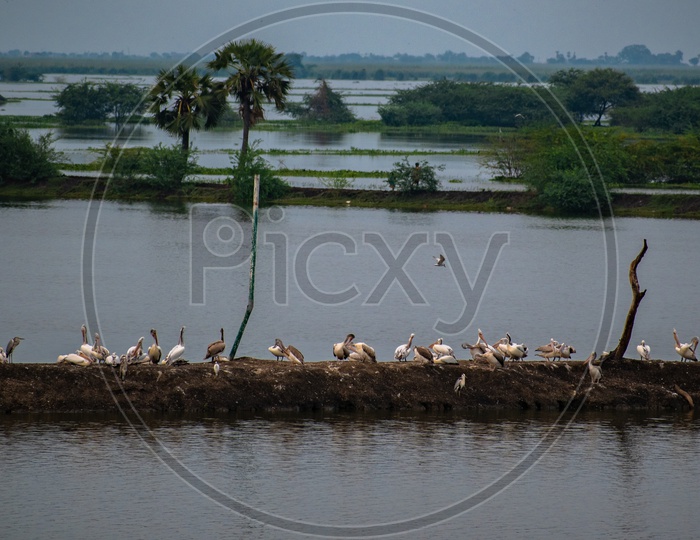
<box><xmin>165</xmin><ymin>326</ymin><xmax>186</xmax><ymax>365</ymax></box>
<box><xmin>454</xmin><ymin>373</ymin><xmax>466</xmax><ymax>395</ymax></box>
<box><xmin>204</xmin><ymin>328</ymin><xmax>226</xmax><ymax>362</ymax></box>
<box><xmin>637</xmin><ymin>340</ymin><xmax>651</xmax><ymax>361</ymax></box>
<box><xmin>5</xmin><ymin>336</ymin><xmax>24</xmax><ymax>363</ymax></box>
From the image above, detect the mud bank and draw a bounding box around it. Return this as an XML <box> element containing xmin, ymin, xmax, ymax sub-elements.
<box><xmin>0</xmin><ymin>358</ymin><xmax>698</xmax><ymax>415</ymax></box>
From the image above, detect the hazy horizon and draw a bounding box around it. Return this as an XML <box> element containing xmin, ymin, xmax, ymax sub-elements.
<box><xmin>3</xmin><ymin>1</ymin><xmax>698</xmax><ymax>64</ymax></box>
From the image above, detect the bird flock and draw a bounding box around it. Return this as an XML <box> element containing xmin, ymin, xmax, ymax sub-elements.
<box><xmin>2</xmin><ymin>323</ymin><xmax>698</xmax><ymax>392</ymax></box>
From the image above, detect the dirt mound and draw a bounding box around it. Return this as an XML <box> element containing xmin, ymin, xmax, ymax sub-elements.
<box><xmin>0</xmin><ymin>358</ymin><xmax>697</xmax><ymax>414</ymax></box>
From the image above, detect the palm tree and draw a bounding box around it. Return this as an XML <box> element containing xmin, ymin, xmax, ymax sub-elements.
<box><xmin>147</xmin><ymin>64</ymin><xmax>226</xmax><ymax>151</ymax></box>
<box><xmin>207</xmin><ymin>39</ymin><xmax>294</xmax><ymax>155</ymax></box>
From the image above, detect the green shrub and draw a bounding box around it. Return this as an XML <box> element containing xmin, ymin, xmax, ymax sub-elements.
<box><xmin>104</xmin><ymin>143</ymin><xmax>197</xmax><ymax>193</ymax></box>
<box><xmin>539</xmin><ymin>168</ymin><xmax>610</xmax><ymax>215</ymax></box>
<box><xmin>386</xmin><ymin>157</ymin><xmax>443</xmax><ymax>192</ymax></box>
<box><xmin>229</xmin><ymin>143</ymin><xmax>289</xmax><ymax>203</ymax></box>
<box><xmin>0</xmin><ymin>122</ymin><xmax>62</xmax><ymax>184</ymax></box>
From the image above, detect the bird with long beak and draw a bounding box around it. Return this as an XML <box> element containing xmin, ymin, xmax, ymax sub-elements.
<box><xmin>274</xmin><ymin>339</ymin><xmax>304</xmax><ymax>365</ymax></box>
<box><xmin>148</xmin><ymin>329</ymin><xmax>162</xmax><ymax>364</ymax></box>
<box><xmin>333</xmin><ymin>333</ymin><xmax>356</xmax><ymax>360</ymax></box>
<box><xmin>5</xmin><ymin>336</ymin><xmax>24</xmax><ymax>363</ymax></box>
<box><xmin>673</xmin><ymin>329</ymin><xmax>698</xmax><ymax>362</ymax></box>
<box><xmin>454</xmin><ymin>373</ymin><xmax>466</xmax><ymax>394</ymax></box>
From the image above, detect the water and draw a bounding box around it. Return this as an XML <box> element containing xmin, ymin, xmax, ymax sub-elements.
<box><xmin>1</xmin><ymin>410</ymin><xmax>699</xmax><ymax>539</ymax></box>
<box><xmin>0</xmin><ymin>200</ymin><xmax>698</xmax><ymax>364</ymax></box>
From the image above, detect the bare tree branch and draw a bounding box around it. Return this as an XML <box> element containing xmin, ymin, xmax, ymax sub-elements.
<box><xmin>609</xmin><ymin>239</ymin><xmax>648</xmax><ymax>361</ymax></box>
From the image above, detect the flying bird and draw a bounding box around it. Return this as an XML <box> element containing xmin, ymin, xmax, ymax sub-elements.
<box><xmin>433</xmin><ymin>254</ymin><xmax>446</xmax><ymax>267</ymax></box>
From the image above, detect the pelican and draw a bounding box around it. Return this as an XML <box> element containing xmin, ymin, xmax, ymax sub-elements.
<box><xmin>126</xmin><ymin>336</ymin><xmax>145</xmax><ymax>363</ymax></box>
<box><xmin>430</xmin><ymin>338</ymin><xmax>455</xmax><ymax>358</ymax></box>
<box><xmin>57</xmin><ymin>352</ymin><xmax>92</xmax><ymax>366</ymax></box>
<box><xmin>268</xmin><ymin>341</ymin><xmax>285</xmax><ymax>361</ymax></box>
<box><xmin>454</xmin><ymin>373</ymin><xmax>466</xmax><ymax>395</ymax></box>
<box><xmin>673</xmin><ymin>329</ymin><xmax>698</xmax><ymax>362</ymax></box>
<box><xmin>274</xmin><ymin>339</ymin><xmax>304</xmax><ymax>364</ymax></box>
<box><xmin>105</xmin><ymin>351</ymin><xmax>119</xmax><ymax>366</ymax></box>
<box><xmin>503</xmin><ymin>333</ymin><xmax>528</xmax><ymax>362</ymax></box>
<box><xmin>413</xmin><ymin>345</ymin><xmax>434</xmax><ymax>364</ymax></box>
<box><xmin>79</xmin><ymin>325</ymin><xmax>93</xmax><ymax>359</ymax></box>
<box><xmin>92</xmin><ymin>333</ymin><xmax>110</xmax><ymax>363</ymax></box>
<box><xmin>165</xmin><ymin>326</ymin><xmax>186</xmax><ymax>365</ymax></box>
<box><xmin>394</xmin><ymin>333</ymin><xmax>415</xmax><ymax>362</ymax></box>
<box><xmin>204</xmin><ymin>328</ymin><xmax>226</xmax><ymax>362</ymax></box>
<box><xmin>354</xmin><ymin>342</ymin><xmax>377</xmax><ymax>363</ymax></box>
<box><xmin>433</xmin><ymin>254</ymin><xmax>446</xmax><ymax>267</ymax></box>
<box><xmin>536</xmin><ymin>339</ymin><xmax>560</xmax><ymax>354</ymax></box>
<box><xmin>461</xmin><ymin>340</ymin><xmax>487</xmax><ymax>359</ymax></box>
<box><xmin>559</xmin><ymin>343</ymin><xmax>576</xmax><ymax>360</ymax></box>
<box><xmin>213</xmin><ymin>361</ymin><xmax>220</xmax><ymax>377</ymax></box>
<box><xmin>433</xmin><ymin>354</ymin><xmax>458</xmax><ymax>365</ymax></box>
<box><xmin>333</xmin><ymin>333</ymin><xmax>356</xmax><ymax>360</ymax></box>
<box><xmin>474</xmin><ymin>330</ymin><xmax>505</xmax><ymax>368</ymax></box>
<box><xmin>0</xmin><ymin>347</ymin><xmax>7</xmax><ymax>364</ymax></box>
<box><xmin>636</xmin><ymin>340</ymin><xmax>651</xmax><ymax>361</ymax></box>
<box><xmin>148</xmin><ymin>329</ymin><xmax>162</xmax><ymax>364</ymax></box>
<box><xmin>585</xmin><ymin>352</ymin><xmax>602</xmax><ymax>385</ymax></box>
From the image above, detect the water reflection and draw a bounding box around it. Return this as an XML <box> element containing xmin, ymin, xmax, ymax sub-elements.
<box><xmin>1</xmin><ymin>410</ymin><xmax>699</xmax><ymax>538</ymax></box>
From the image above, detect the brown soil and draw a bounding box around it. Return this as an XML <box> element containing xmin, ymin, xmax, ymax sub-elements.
<box><xmin>0</xmin><ymin>358</ymin><xmax>697</xmax><ymax>415</ymax></box>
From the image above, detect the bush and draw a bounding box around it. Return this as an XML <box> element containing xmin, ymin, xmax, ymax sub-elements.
<box><xmin>0</xmin><ymin>122</ymin><xmax>62</xmax><ymax>184</ymax></box>
<box><xmin>105</xmin><ymin>143</ymin><xmax>197</xmax><ymax>193</ymax></box>
<box><xmin>229</xmin><ymin>143</ymin><xmax>289</xmax><ymax>204</ymax></box>
<box><xmin>386</xmin><ymin>157</ymin><xmax>443</xmax><ymax>192</ymax></box>
<box><xmin>539</xmin><ymin>168</ymin><xmax>610</xmax><ymax>215</ymax></box>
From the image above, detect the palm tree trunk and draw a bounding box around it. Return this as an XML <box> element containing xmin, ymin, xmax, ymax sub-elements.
<box><xmin>241</xmin><ymin>107</ymin><xmax>251</xmax><ymax>156</ymax></box>
<box><xmin>182</xmin><ymin>129</ymin><xmax>190</xmax><ymax>152</ymax></box>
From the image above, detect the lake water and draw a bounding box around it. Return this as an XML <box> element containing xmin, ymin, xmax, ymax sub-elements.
<box><xmin>0</xmin><ymin>199</ymin><xmax>698</xmax><ymax>364</ymax></box>
<box><xmin>2</xmin><ymin>409</ymin><xmax>700</xmax><ymax>539</ymax></box>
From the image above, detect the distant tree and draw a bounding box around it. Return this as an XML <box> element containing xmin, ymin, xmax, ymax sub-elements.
<box><xmin>0</xmin><ymin>63</ymin><xmax>42</xmax><ymax>82</ymax></box>
<box><xmin>517</xmin><ymin>52</ymin><xmax>535</xmax><ymax>64</ymax></box>
<box><xmin>617</xmin><ymin>44</ymin><xmax>654</xmax><ymax>65</ymax></box>
<box><xmin>207</xmin><ymin>39</ymin><xmax>294</xmax><ymax>156</ymax></box>
<box><xmin>285</xmin><ymin>79</ymin><xmax>356</xmax><ymax>123</ymax></box>
<box><xmin>54</xmin><ymin>81</ymin><xmax>110</xmax><ymax>124</ymax></box>
<box><xmin>611</xmin><ymin>86</ymin><xmax>700</xmax><ymax>133</ymax></box>
<box><xmin>147</xmin><ymin>64</ymin><xmax>227</xmax><ymax>151</ymax></box>
<box><xmin>550</xmin><ymin>68</ymin><xmax>640</xmax><ymax>125</ymax></box>
<box><xmin>102</xmin><ymin>82</ymin><xmax>146</xmax><ymax>130</ymax></box>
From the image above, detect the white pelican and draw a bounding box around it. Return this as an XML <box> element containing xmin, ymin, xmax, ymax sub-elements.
<box><xmin>461</xmin><ymin>340</ymin><xmax>487</xmax><ymax>359</ymax></box>
<box><xmin>503</xmin><ymin>333</ymin><xmax>528</xmax><ymax>362</ymax></box>
<box><xmin>204</xmin><ymin>328</ymin><xmax>226</xmax><ymax>362</ymax></box>
<box><xmin>148</xmin><ymin>329</ymin><xmax>162</xmax><ymax>364</ymax></box>
<box><xmin>454</xmin><ymin>373</ymin><xmax>466</xmax><ymax>394</ymax></box>
<box><xmin>274</xmin><ymin>339</ymin><xmax>304</xmax><ymax>364</ymax></box>
<box><xmin>636</xmin><ymin>340</ymin><xmax>651</xmax><ymax>361</ymax></box>
<box><xmin>333</xmin><ymin>333</ymin><xmax>356</xmax><ymax>360</ymax></box>
<box><xmin>353</xmin><ymin>342</ymin><xmax>377</xmax><ymax>363</ymax></box>
<box><xmin>394</xmin><ymin>333</ymin><xmax>415</xmax><ymax>362</ymax></box>
<box><xmin>0</xmin><ymin>347</ymin><xmax>7</xmax><ymax>364</ymax></box>
<box><xmin>430</xmin><ymin>338</ymin><xmax>455</xmax><ymax>358</ymax></box>
<box><xmin>559</xmin><ymin>344</ymin><xmax>576</xmax><ymax>360</ymax></box>
<box><xmin>585</xmin><ymin>352</ymin><xmax>602</xmax><ymax>385</ymax></box>
<box><xmin>92</xmin><ymin>333</ymin><xmax>110</xmax><ymax>363</ymax></box>
<box><xmin>673</xmin><ymin>329</ymin><xmax>698</xmax><ymax>362</ymax></box>
<box><xmin>433</xmin><ymin>254</ymin><xmax>446</xmax><ymax>267</ymax></box>
<box><xmin>213</xmin><ymin>361</ymin><xmax>220</xmax><ymax>377</ymax></box>
<box><xmin>165</xmin><ymin>326</ymin><xmax>186</xmax><ymax>365</ymax></box>
<box><xmin>268</xmin><ymin>342</ymin><xmax>284</xmax><ymax>361</ymax></box>
<box><xmin>433</xmin><ymin>354</ymin><xmax>458</xmax><ymax>364</ymax></box>
<box><xmin>413</xmin><ymin>345</ymin><xmax>434</xmax><ymax>364</ymax></box>
<box><xmin>535</xmin><ymin>339</ymin><xmax>560</xmax><ymax>354</ymax></box>
<box><xmin>473</xmin><ymin>331</ymin><xmax>505</xmax><ymax>368</ymax></box>
<box><xmin>126</xmin><ymin>336</ymin><xmax>145</xmax><ymax>363</ymax></box>
<box><xmin>57</xmin><ymin>352</ymin><xmax>92</xmax><ymax>366</ymax></box>
<box><xmin>79</xmin><ymin>325</ymin><xmax>93</xmax><ymax>359</ymax></box>
<box><xmin>105</xmin><ymin>351</ymin><xmax>119</xmax><ymax>366</ymax></box>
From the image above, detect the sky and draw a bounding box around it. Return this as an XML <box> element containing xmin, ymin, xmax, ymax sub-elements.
<box><xmin>2</xmin><ymin>0</ymin><xmax>698</xmax><ymax>63</ymax></box>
